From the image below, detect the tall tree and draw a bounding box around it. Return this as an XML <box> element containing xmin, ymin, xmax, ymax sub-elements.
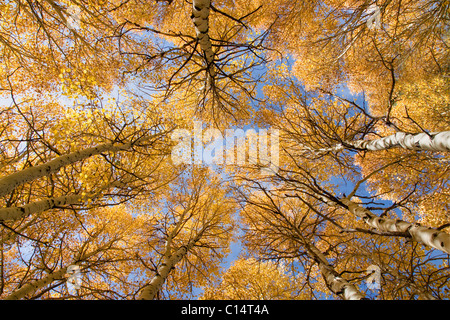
<box><xmin>137</xmin><ymin>168</ymin><xmax>236</xmax><ymax>300</ymax></box>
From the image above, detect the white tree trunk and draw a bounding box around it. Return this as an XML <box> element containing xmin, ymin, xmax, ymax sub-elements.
<box><xmin>303</xmin><ymin>237</ymin><xmax>366</xmax><ymax>300</ymax></box>
<box><xmin>4</xmin><ymin>268</ymin><xmax>67</xmax><ymax>300</ymax></box>
<box><xmin>3</xmin><ymin>238</ymin><xmax>123</xmax><ymax>299</ymax></box>
<box><xmin>138</xmin><ymin>243</ymin><xmax>194</xmax><ymax>300</ymax></box>
<box><xmin>137</xmin><ymin>196</ymin><xmax>208</xmax><ymax>300</ymax></box>
<box><xmin>346</xmin><ymin>131</ymin><xmax>450</xmax><ymax>152</ymax></box>
<box><xmin>0</xmin><ymin>135</ymin><xmax>157</xmax><ymax>198</ymax></box>
<box><xmin>0</xmin><ymin>181</ymin><xmax>121</xmax><ymax>221</ymax></box>
<box><xmin>319</xmin><ymin>263</ymin><xmax>366</xmax><ymax>300</ymax></box>
<box><xmin>341</xmin><ymin>198</ymin><xmax>450</xmax><ymax>254</ymax></box>
<box><xmin>0</xmin><ymin>194</ymin><xmax>84</xmax><ymax>221</ymax></box>
<box><xmin>192</xmin><ymin>0</ymin><xmax>215</xmax><ymax>79</ymax></box>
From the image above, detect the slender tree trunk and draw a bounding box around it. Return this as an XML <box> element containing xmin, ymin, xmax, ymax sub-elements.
<box><xmin>318</xmin><ymin>263</ymin><xmax>365</xmax><ymax>300</ymax></box>
<box><xmin>345</xmin><ymin>131</ymin><xmax>450</xmax><ymax>152</ymax></box>
<box><xmin>3</xmin><ymin>239</ymin><xmax>122</xmax><ymax>299</ymax></box>
<box><xmin>0</xmin><ymin>134</ymin><xmax>159</xmax><ymax>198</ymax></box>
<box><xmin>0</xmin><ymin>194</ymin><xmax>84</xmax><ymax>221</ymax></box>
<box><xmin>0</xmin><ymin>143</ymin><xmax>119</xmax><ymax>198</ymax></box>
<box><xmin>138</xmin><ymin>242</ymin><xmax>195</xmax><ymax>300</ymax></box>
<box><xmin>0</xmin><ymin>181</ymin><xmax>121</xmax><ymax>222</ymax></box>
<box><xmin>4</xmin><ymin>268</ymin><xmax>67</xmax><ymax>300</ymax></box>
<box><xmin>302</xmin><ymin>237</ymin><xmax>366</xmax><ymax>300</ymax></box>
<box><xmin>137</xmin><ymin>204</ymin><xmax>207</xmax><ymax>300</ymax></box>
<box><xmin>192</xmin><ymin>0</ymin><xmax>215</xmax><ymax>80</ymax></box>
<box><xmin>341</xmin><ymin>198</ymin><xmax>450</xmax><ymax>254</ymax></box>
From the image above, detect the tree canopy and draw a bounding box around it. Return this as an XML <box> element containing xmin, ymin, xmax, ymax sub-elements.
<box><xmin>0</xmin><ymin>0</ymin><xmax>449</xmax><ymax>300</ymax></box>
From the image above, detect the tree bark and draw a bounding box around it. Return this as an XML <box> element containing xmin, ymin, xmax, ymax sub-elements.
<box><xmin>345</xmin><ymin>131</ymin><xmax>450</xmax><ymax>152</ymax></box>
<box><xmin>3</xmin><ymin>238</ymin><xmax>124</xmax><ymax>299</ymax></box>
<box><xmin>4</xmin><ymin>268</ymin><xmax>67</xmax><ymax>300</ymax></box>
<box><xmin>341</xmin><ymin>198</ymin><xmax>450</xmax><ymax>254</ymax></box>
<box><xmin>138</xmin><ymin>242</ymin><xmax>195</xmax><ymax>300</ymax></box>
<box><xmin>192</xmin><ymin>0</ymin><xmax>215</xmax><ymax>79</ymax></box>
<box><xmin>0</xmin><ymin>134</ymin><xmax>158</xmax><ymax>198</ymax></box>
<box><xmin>0</xmin><ymin>194</ymin><xmax>84</xmax><ymax>222</ymax></box>
<box><xmin>0</xmin><ymin>181</ymin><xmax>121</xmax><ymax>222</ymax></box>
<box><xmin>302</xmin><ymin>237</ymin><xmax>366</xmax><ymax>300</ymax></box>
